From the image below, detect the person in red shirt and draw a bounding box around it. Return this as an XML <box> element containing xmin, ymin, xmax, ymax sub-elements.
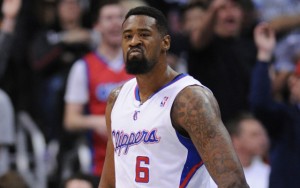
<box><xmin>64</xmin><ymin>0</ymin><xmax>132</xmax><ymax>177</ymax></box>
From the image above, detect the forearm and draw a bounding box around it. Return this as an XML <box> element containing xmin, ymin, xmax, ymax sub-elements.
<box><xmin>191</xmin><ymin>7</ymin><xmax>216</xmax><ymax>49</ymax></box>
<box><xmin>248</xmin><ymin>61</ymin><xmax>289</xmax><ymax>137</ymax></box>
<box><xmin>199</xmin><ymin>124</ymin><xmax>249</xmax><ymax>188</ymax></box>
<box><xmin>64</xmin><ymin>114</ymin><xmax>106</xmax><ymax>133</ymax></box>
<box><xmin>251</xmin><ymin>22</ymin><xmax>284</xmax><ymax>113</ymax></box>
<box><xmin>249</xmin><ymin>62</ymin><xmax>279</xmax><ymax>109</ymax></box>
<box><xmin>270</xmin><ymin>14</ymin><xmax>300</xmax><ymax>34</ymax></box>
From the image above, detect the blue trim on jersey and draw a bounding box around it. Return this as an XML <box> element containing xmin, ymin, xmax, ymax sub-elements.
<box><xmin>134</xmin><ymin>73</ymin><xmax>188</xmax><ymax>102</ymax></box>
<box><xmin>176</xmin><ymin>131</ymin><xmax>203</xmax><ymax>187</ymax></box>
<box><xmin>135</xmin><ymin>85</ymin><xmax>140</xmax><ymax>101</ymax></box>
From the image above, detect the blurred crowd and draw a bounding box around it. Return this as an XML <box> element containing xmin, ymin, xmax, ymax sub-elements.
<box><xmin>0</xmin><ymin>0</ymin><xmax>300</xmax><ymax>187</ymax></box>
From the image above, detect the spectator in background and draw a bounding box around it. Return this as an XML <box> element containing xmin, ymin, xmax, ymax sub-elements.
<box><xmin>64</xmin><ymin>0</ymin><xmax>132</xmax><ymax>178</ymax></box>
<box><xmin>0</xmin><ymin>0</ymin><xmax>21</xmax><ymax>177</ymax></box>
<box><xmin>182</xmin><ymin>0</ymin><xmax>257</xmax><ymax>123</ymax></box>
<box><xmin>0</xmin><ymin>0</ymin><xmax>22</xmax><ymax>78</ymax></box>
<box><xmin>250</xmin><ymin>22</ymin><xmax>300</xmax><ymax>188</ymax></box>
<box><xmin>210</xmin><ymin>113</ymin><xmax>270</xmax><ymax>188</ymax></box>
<box><xmin>30</xmin><ymin>0</ymin><xmax>95</xmax><ymax>142</ymax></box>
<box><xmin>271</xmin><ymin>31</ymin><xmax>300</xmax><ymax>101</ymax></box>
<box><xmin>1</xmin><ymin>0</ymin><xmax>39</xmax><ymax>114</ymax></box>
<box><xmin>252</xmin><ymin>0</ymin><xmax>300</xmax><ymax>100</ymax></box>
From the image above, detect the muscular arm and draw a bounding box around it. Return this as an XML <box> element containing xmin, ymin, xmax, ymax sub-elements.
<box><xmin>171</xmin><ymin>86</ymin><xmax>249</xmax><ymax>188</ymax></box>
<box><xmin>98</xmin><ymin>86</ymin><xmax>122</xmax><ymax>188</ymax></box>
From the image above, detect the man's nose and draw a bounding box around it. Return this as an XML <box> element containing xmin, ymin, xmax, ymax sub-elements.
<box><xmin>129</xmin><ymin>35</ymin><xmax>142</xmax><ymax>47</ymax></box>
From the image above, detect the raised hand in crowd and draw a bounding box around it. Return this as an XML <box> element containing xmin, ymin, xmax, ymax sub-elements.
<box><xmin>186</xmin><ymin>0</ymin><xmax>228</xmax><ymax>49</ymax></box>
<box><xmin>1</xmin><ymin>0</ymin><xmax>22</xmax><ymax>33</ymax></box>
<box><xmin>254</xmin><ymin>22</ymin><xmax>276</xmax><ymax>62</ymax></box>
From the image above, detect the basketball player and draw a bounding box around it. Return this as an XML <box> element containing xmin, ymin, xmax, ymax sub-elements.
<box><xmin>99</xmin><ymin>6</ymin><xmax>249</xmax><ymax>188</ymax></box>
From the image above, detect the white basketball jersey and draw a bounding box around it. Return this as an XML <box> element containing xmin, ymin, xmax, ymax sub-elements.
<box><xmin>111</xmin><ymin>74</ymin><xmax>211</xmax><ymax>188</ymax></box>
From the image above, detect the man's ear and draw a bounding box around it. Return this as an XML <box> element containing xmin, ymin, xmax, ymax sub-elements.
<box><xmin>162</xmin><ymin>35</ymin><xmax>171</xmax><ymax>52</ymax></box>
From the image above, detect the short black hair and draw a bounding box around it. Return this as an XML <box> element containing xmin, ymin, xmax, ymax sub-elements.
<box><xmin>123</xmin><ymin>6</ymin><xmax>168</xmax><ymax>36</ymax></box>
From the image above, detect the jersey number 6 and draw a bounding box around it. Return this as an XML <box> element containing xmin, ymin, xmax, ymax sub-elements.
<box><xmin>135</xmin><ymin>156</ymin><xmax>149</xmax><ymax>183</ymax></box>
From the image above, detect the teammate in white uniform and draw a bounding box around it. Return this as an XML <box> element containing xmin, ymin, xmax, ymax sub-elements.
<box><xmin>99</xmin><ymin>6</ymin><xmax>249</xmax><ymax>188</ymax></box>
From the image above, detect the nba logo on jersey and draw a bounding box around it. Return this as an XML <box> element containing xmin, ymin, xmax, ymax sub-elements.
<box><xmin>160</xmin><ymin>96</ymin><xmax>169</xmax><ymax>107</ymax></box>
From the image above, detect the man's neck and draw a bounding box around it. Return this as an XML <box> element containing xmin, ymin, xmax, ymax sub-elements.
<box><xmin>97</xmin><ymin>42</ymin><xmax>121</xmax><ymax>61</ymax></box>
<box><xmin>236</xmin><ymin>150</ymin><xmax>253</xmax><ymax>168</ymax></box>
<box><xmin>136</xmin><ymin>65</ymin><xmax>178</xmax><ymax>103</ymax></box>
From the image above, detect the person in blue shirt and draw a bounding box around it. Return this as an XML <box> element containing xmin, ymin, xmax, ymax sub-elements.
<box><xmin>250</xmin><ymin>22</ymin><xmax>300</xmax><ymax>188</ymax></box>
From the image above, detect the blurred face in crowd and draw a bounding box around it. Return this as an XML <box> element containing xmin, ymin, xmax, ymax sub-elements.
<box><xmin>183</xmin><ymin>6</ymin><xmax>205</xmax><ymax>35</ymax></box>
<box><xmin>65</xmin><ymin>179</ymin><xmax>92</xmax><ymax>188</ymax></box>
<box><xmin>214</xmin><ymin>0</ymin><xmax>243</xmax><ymax>37</ymax></box>
<box><xmin>122</xmin><ymin>15</ymin><xmax>169</xmax><ymax>74</ymax></box>
<box><xmin>95</xmin><ymin>4</ymin><xmax>124</xmax><ymax>48</ymax></box>
<box><xmin>233</xmin><ymin>119</ymin><xmax>269</xmax><ymax>157</ymax></box>
<box><xmin>58</xmin><ymin>0</ymin><xmax>82</xmax><ymax>24</ymax></box>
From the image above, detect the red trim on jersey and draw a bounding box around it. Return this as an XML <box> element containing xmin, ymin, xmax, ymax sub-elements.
<box><xmin>179</xmin><ymin>161</ymin><xmax>204</xmax><ymax>188</ymax></box>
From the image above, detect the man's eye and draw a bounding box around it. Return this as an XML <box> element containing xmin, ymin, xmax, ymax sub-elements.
<box><xmin>124</xmin><ymin>35</ymin><xmax>132</xmax><ymax>39</ymax></box>
<box><xmin>140</xmin><ymin>33</ymin><xmax>150</xmax><ymax>37</ymax></box>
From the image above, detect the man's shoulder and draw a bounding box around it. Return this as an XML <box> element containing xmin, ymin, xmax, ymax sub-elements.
<box><xmin>107</xmin><ymin>85</ymin><xmax>124</xmax><ymax>108</ymax></box>
<box><xmin>176</xmin><ymin>84</ymin><xmax>213</xmax><ymax>101</ymax></box>
<box><xmin>70</xmin><ymin>59</ymin><xmax>87</xmax><ymax>74</ymax></box>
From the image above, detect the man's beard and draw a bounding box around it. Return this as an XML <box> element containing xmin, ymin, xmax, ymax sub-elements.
<box><xmin>125</xmin><ymin>54</ymin><xmax>155</xmax><ymax>74</ymax></box>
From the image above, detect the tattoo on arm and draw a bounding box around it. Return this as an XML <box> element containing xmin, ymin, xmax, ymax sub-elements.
<box><xmin>171</xmin><ymin>86</ymin><xmax>249</xmax><ymax>188</ymax></box>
